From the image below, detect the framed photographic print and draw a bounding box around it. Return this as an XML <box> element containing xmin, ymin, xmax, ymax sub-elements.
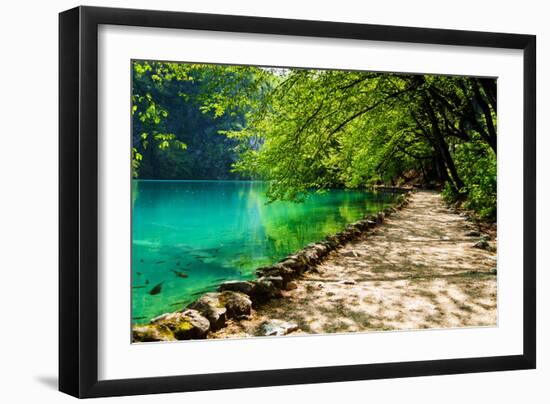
<box><xmin>59</xmin><ymin>6</ymin><xmax>536</xmax><ymax>398</ymax></box>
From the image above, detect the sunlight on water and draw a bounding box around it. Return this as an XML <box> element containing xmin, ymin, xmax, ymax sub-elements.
<box><xmin>132</xmin><ymin>180</ymin><xmax>395</xmax><ymax>323</ymax></box>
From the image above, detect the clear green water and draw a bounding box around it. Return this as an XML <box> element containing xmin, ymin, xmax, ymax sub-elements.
<box><xmin>132</xmin><ymin>180</ymin><xmax>396</xmax><ymax>323</ymax></box>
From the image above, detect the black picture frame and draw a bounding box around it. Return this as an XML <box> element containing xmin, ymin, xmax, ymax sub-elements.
<box><xmin>59</xmin><ymin>5</ymin><xmax>536</xmax><ymax>398</ymax></box>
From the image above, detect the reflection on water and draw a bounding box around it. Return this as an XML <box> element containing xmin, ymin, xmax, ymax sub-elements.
<box><xmin>132</xmin><ymin>180</ymin><xmax>395</xmax><ymax>323</ymax></box>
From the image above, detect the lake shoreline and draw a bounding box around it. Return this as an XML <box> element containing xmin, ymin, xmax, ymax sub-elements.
<box><xmin>209</xmin><ymin>190</ymin><xmax>496</xmax><ymax>338</ymax></box>
<box><xmin>132</xmin><ymin>188</ymin><xmax>413</xmax><ymax>342</ymax></box>
<box><xmin>131</xmin><ymin>180</ymin><xmax>399</xmax><ymax>323</ymax></box>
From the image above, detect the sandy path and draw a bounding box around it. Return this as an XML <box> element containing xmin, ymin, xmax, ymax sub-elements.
<box><xmin>210</xmin><ymin>190</ymin><xmax>497</xmax><ymax>338</ymax></box>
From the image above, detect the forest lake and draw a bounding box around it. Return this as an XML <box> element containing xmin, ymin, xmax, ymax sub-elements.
<box><xmin>131</xmin><ymin>180</ymin><xmax>397</xmax><ymax>324</ymax></box>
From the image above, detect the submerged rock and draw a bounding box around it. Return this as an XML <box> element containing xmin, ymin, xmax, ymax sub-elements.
<box><xmin>132</xmin><ymin>324</ymin><xmax>175</xmax><ymax>342</ymax></box>
<box><xmin>258</xmin><ymin>319</ymin><xmax>299</xmax><ymax>337</ymax></box>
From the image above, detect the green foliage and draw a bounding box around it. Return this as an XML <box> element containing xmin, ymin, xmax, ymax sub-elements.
<box><xmin>447</xmin><ymin>136</ymin><xmax>497</xmax><ymax>219</ymax></box>
<box><xmin>131</xmin><ymin>60</ymin><xmax>497</xmax><ymax>220</ymax></box>
<box><xmin>226</xmin><ymin>69</ymin><xmax>496</xmax><ymax>218</ymax></box>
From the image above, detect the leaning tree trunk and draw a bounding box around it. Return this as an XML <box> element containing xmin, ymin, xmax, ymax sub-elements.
<box><xmin>472</xmin><ymin>80</ymin><xmax>497</xmax><ymax>154</ymax></box>
<box><xmin>423</xmin><ymin>98</ymin><xmax>466</xmax><ymax>193</ymax></box>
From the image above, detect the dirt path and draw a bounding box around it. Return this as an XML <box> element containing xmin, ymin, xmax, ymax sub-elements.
<box><xmin>210</xmin><ymin>190</ymin><xmax>497</xmax><ymax>338</ymax></box>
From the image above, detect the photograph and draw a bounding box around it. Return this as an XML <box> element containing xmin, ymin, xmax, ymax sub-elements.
<box><xmin>130</xmin><ymin>60</ymin><xmax>498</xmax><ymax>343</ymax></box>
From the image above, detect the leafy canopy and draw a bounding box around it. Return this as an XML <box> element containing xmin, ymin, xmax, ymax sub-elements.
<box><xmin>131</xmin><ymin>61</ymin><xmax>497</xmax><ymax>219</ymax></box>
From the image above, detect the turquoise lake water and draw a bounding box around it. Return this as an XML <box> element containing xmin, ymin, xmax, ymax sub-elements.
<box><xmin>132</xmin><ymin>180</ymin><xmax>396</xmax><ymax>323</ymax></box>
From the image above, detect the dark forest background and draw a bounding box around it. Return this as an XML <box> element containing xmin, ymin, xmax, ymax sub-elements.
<box><xmin>132</xmin><ymin>64</ymin><xmax>249</xmax><ymax>180</ymax></box>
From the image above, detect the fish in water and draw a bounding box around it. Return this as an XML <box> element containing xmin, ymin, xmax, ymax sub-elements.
<box><xmin>170</xmin><ymin>269</ymin><xmax>189</xmax><ymax>279</ymax></box>
<box><xmin>132</xmin><ymin>285</ymin><xmax>147</xmax><ymax>289</ymax></box>
<box><xmin>136</xmin><ymin>271</ymin><xmax>142</xmax><ymax>276</ymax></box>
<box><xmin>149</xmin><ymin>281</ymin><xmax>164</xmax><ymax>295</ymax></box>
<box><xmin>139</xmin><ymin>259</ymin><xmax>144</xmax><ymax>263</ymax></box>
<box><xmin>132</xmin><ymin>316</ymin><xmax>147</xmax><ymax>321</ymax></box>
<box><xmin>200</xmin><ymin>247</ymin><xmax>220</xmax><ymax>255</ymax></box>
<box><xmin>145</xmin><ymin>279</ymin><xmax>150</xmax><ymax>285</ymax></box>
<box><xmin>155</xmin><ymin>260</ymin><xmax>166</xmax><ymax>264</ymax></box>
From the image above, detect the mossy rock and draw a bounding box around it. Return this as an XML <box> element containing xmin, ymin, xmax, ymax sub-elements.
<box><xmin>173</xmin><ymin>320</ymin><xmax>194</xmax><ymax>340</ymax></box>
<box><xmin>132</xmin><ymin>324</ymin><xmax>175</xmax><ymax>343</ymax></box>
<box><xmin>151</xmin><ymin>310</ymin><xmax>210</xmax><ymax>340</ymax></box>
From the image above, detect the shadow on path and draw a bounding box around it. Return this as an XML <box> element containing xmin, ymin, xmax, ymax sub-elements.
<box><xmin>211</xmin><ymin>191</ymin><xmax>497</xmax><ymax>338</ymax></box>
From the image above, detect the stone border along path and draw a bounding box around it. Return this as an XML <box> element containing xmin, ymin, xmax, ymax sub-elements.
<box><xmin>133</xmin><ymin>190</ymin><xmax>497</xmax><ymax>342</ymax></box>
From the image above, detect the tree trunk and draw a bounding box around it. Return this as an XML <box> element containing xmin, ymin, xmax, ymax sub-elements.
<box><xmin>423</xmin><ymin>98</ymin><xmax>466</xmax><ymax>192</ymax></box>
<box><xmin>473</xmin><ymin>81</ymin><xmax>497</xmax><ymax>154</ymax></box>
